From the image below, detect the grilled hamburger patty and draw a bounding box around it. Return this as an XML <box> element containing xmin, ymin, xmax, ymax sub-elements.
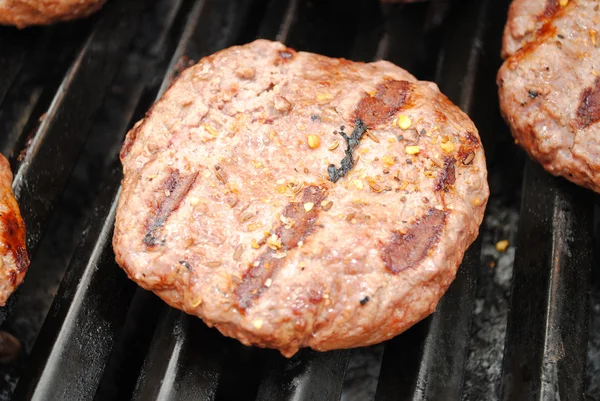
<box><xmin>0</xmin><ymin>0</ymin><xmax>106</xmax><ymax>28</ymax></box>
<box><xmin>0</xmin><ymin>155</ymin><xmax>28</xmax><ymax>306</ymax></box>
<box><xmin>498</xmin><ymin>0</ymin><xmax>600</xmax><ymax>192</ymax></box>
<box><xmin>113</xmin><ymin>40</ymin><xmax>488</xmax><ymax>356</ymax></box>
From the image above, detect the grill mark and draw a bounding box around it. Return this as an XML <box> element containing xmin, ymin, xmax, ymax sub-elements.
<box><xmin>355</xmin><ymin>80</ymin><xmax>413</xmax><ymax>128</ymax></box>
<box><xmin>434</xmin><ymin>157</ymin><xmax>456</xmax><ymax>192</ymax></box>
<box><xmin>143</xmin><ymin>169</ymin><xmax>198</xmax><ymax>247</ymax></box>
<box><xmin>380</xmin><ymin>208</ymin><xmax>447</xmax><ymax>274</ymax></box>
<box><xmin>508</xmin><ymin>23</ymin><xmax>557</xmax><ymax>68</ymax></box>
<box><xmin>236</xmin><ymin>186</ymin><xmax>327</xmax><ymax>310</ymax></box>
<box><xmin>541</xmin><ymin>0</ymin><xmax>559</xmax><ymax>19</ymax></box>
<box><xmin>574</xmin><ymin>77</ymin><xmax>600</xmax><ymax>130</ymax></box>
<box><xmin>0</xmin><ymin>210</ymin><xmax>28</xmax><ymax>273</ymax></box>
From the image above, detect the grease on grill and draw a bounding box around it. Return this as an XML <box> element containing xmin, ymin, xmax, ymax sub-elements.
<box><xmin>381</xmin><ymin>208</ymin><xmax>447</xmax><ymax>274</ymax></box>
<box><xmin>327</xmin><ymin>118</ymin><xmax>367</xmax><ymax>183</ymax></box>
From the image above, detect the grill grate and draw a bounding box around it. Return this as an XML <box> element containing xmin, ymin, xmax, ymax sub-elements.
<box><xmin>0</xmin><ymin>0</ymin><xmax>595</xmax><ymax>400</ymax></box>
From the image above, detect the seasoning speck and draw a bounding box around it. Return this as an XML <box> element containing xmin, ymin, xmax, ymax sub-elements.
<box><xmin>252</xmin><ymin>319</ymin><xmax>263</xmax><ymax>329</ymax></box>
<box><xmin>405</xmin><ymin>145</ymin><xmax>420</xmax><ymax>155</ymax></box>
<box><xmin>304</xmin><ymin>202</ymin><xmax>314</xmax><ymax>212</ymax></box>
<box><xmin>321</xmin><ymin>200</ymin><xmax>333</xmax><ymax>211</ymax></box>
<box><xmin>307</xmin><ymin>134</ymin><xmax>321</xmax><ymax>149</ymax></box>
<box><xmin>360</xmin><ymin>296</ymin><xmax>370</xmax><ymax>306</ymax></box>
<box><xmin>205</xmin><ymin>261</ymin><xmax>222</xmax><ymax>268</ymax></box>
<box><xmin>397</xmin><ymin>115</ymin><xmax>412</xmax><ymax>129</ymax></box>
<box><xmin>496</xmin><ymin>240</ymin><xmax>509</xmax><ymax>252</ymax></box>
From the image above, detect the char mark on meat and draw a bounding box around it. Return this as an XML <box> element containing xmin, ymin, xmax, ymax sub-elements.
<box><xmin>542</xmin><ymin>0</ymin><xmax>560</xmax><ymax>19</ymax></box>
<box><xmin>574</xmin><ymin>77</ymin><xmax>600</xmax><ymax>129</ymax></box>
<box><xmin>380</xmin><ymin>208</ymin><xmax>447</xmax><ymax>274</ymax></box>
<box><xmin>143</xmin><ymin>169</ymin><xmax>198</xmax><ymax>247</ymax></box>
<box><xmin>434</xmin><ymin>157</ymin><xmax>456</xmax><ymax>191</ymax></box>
<box><xmin>355</xmin><ymin>80</ymin><xmax>413</xmax><ymax>128</ymax></box>
<box><xmin>236</xmin><ymin>186</ymin><xmax>327</xmax><ymax>311</ymax></box>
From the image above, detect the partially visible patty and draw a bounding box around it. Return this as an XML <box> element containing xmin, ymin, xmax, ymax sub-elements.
<box><xmin>498</xmin><ymin>0</ymin><xmax>600</xmax><ymax>192</ymax></box>
<box><xmin>502</xmin><ymin>0</ymin><xmax>561</xmax><ymax>58</ymax></box>
<box><xmin>114</xmin><ymin>40</ymin><xmax>488</xmax><ymax>356</ymax></box>
<box><xmin>0</xmin><ymin>155</ymin><xmax>28</xmax><ymax>306</ymax></box>
<box><xmin>0</xmin><ymin>0</ymin><xmax>106</xmax><ymax>28</ymax></box>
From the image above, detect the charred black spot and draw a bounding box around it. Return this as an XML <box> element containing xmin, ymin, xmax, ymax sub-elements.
<box><xmin>327</xmin><ymin>118</ymin><xmax>367</xmax><ymax>183</ymax></box>
<box><xmin>360</xmin><ymin>296</ymin><xmax>370</xmax><ymax>306</ymax></box>
<box><xmin>179</xmin><ymin>260</ymin><xmax>192</xmax><ymax>270</ymax></box>
<box><xmin>528</xmin><ymin>89</ymin><xmax>539</xmax><ymax>99</ymax></box>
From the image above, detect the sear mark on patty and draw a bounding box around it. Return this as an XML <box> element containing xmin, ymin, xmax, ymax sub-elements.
<box><xmin>380</xmin><ymin>208</ymin><xmax>447</xmax><ymax>274</ymax></box>
<box><xmin>355</xmin><ymin>80</ymin><xmax>413</xmax><ymax>128</ymax></box>
<box><xmin>434</xmin><ymin>157</ymin><xmax>457</xmax><ymax>192</ymax></box>
<box><xmin>0</xmin><ymin>210</ymin><xmax>28</xmax><ymax>272</ymax></box>
<box><xmin>542</xmin><ymin>0</ymin><xmax>560</xmax><ymax>19</ymax></box>
<box><xmin>327</xmin><ymin>118</ymin><xmax>367</xmax><ymax>183</ymax></box>
<box><xmin>574</xmin><ymin>77</ymin><xmax>600</xmax><ymax>129</ymax></box>
<box><xmin>144</xmin><ymin>169</ymin><xmax>199</xmax><ymax>247</ymax></box>
<box><xmin>236</xmin><ymin>186</ymin><xmax>327</xmax><ymax>311</ymax></box>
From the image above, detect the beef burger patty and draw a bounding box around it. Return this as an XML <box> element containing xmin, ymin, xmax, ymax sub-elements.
<box><xmin>498</xmin><ymin>0</ymin><xmax>600</xmax><ymax>192</ymax></box>
<box><xmin>0</xmin><ymin>155</ymin><xmax>28</xmax><ymax>306</ymax></box>
<box><xmin>114</xmin><ymin>40</ymin><xmax>488</xmax><ymax>356</ymax></box>
<box><xmin>0</xmin><ymin>0</ymin><xmax>106</xmax><ymax>28</ymax></box>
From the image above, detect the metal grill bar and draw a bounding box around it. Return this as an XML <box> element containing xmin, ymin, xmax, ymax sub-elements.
<box><xmin>9</xmin><ymin>0</ymin><xmax>199</xmax><ymax>398</ymax></box>
<box><xmin>256</xmin><ymin>349</ymin><xmax>350</xmax><ymax>401</ymax></box>
<box><xmin>132</xmin><ymin>309</ymin><xmax>226</xmax><ymax>401</ymax></box>
<box><xmin>500</xmin><ymin>160</ymin><xmax>593</xmax><ymax>401</ymax></box>
<box><xmin>11</xmin><ymin>0</ymin><xmax>143</xmax><ymax>254</ymax></box>
<box><xmin>11</xmin><ymin>167</ymin><xmax>133</xmax><ymax>401</ymax></box>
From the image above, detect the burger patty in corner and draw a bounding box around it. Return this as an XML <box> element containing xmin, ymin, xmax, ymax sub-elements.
<box><xmin>113</xmin><ymin>39</ymin><xmax>489</xmax><ymax>357</ymax></box>
<box><xmin>499</xmin><ymin>0</ymin><xmax>600</xmax><ymax>193</ymax></box>
<box><xmin>0</xmin><ymin>0</ymin><xmax>106</xmax><ymax>28</ymax></box>
<box><xmin>0</xmin><ymin>155</ymin><xmax>28</xmax><ymax>306</ymax></box>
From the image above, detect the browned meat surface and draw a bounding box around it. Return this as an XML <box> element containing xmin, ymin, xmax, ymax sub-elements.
<box><xmin>0</xmin><ymin>155</ymin><xmax>28</xmax><ymax>306</ymax></box>
<box><xmin>113</xmin><ymin>39</ymin><xmax>489</xmax><ymax>357</ymax></box>
<box><xmin>498</xmin><ymin>0</ymin><xmax>600</xmax><ymax>193</ymax></box>
<box><xmin>0</xmin><ymin>0</ymin><xmax>106</xmax><ymax>28</ymax></box>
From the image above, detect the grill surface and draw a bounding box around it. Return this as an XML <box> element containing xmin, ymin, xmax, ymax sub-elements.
<box><xmin>0</xmin><ymin>0</ymin><xmax>597</xmax><ymax>400</ymax></box>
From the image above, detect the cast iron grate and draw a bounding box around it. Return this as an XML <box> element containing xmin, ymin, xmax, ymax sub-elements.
<box><xmin>0</xmin><ymin>0</ymin><xmax>595</xmax><ymax>400</ymax></box>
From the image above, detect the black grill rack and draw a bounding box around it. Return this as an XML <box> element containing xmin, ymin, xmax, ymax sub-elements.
<box><xmin>0</xmin><ymin>0</ymin><xmax>595</xmax><ymax>400</ymax></box>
